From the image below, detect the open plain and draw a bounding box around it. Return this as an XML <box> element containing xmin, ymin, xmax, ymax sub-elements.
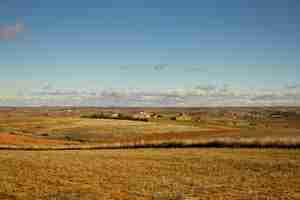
<box><xmin>0</xmin><ymin>107</ymin><xmax>300</xmax><ymax>199</ymax></box>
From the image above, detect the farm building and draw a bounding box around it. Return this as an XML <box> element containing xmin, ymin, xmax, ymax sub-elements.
<box><xmin>132</xmin><ymin>112</ymin><xmax>151</xmax><ymax>120</ymax></box>
<box><xmin>173</xmin><ymin>113</ymin><xmax>192</xmax><ymax>121</ymax></box>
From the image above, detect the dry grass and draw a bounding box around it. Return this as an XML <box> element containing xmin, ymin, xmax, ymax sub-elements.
<box><xmin>1</xmin><ymin>108</ymin><xmax>300</xmax><ymax>199</ymax></box>
<box><xmin>0</xmin><ymin>148</ymin><xmax>299</xmax><ymax>200</ymax></box>
<box><xmin>1</xmin><ymin>108</ymin><xmax>300</xmax><ymax>145</ymax></box>
<box><xmin>1</xmin><ymin>136</ymin><xmax>300</xmax><ymax>150</ymax></box>
<box><xmin>1</xmin><ymin>108</ymin><xmax>300</xmax><ymax>150</ymax></box>
<box><xmin>0</xmin><ymin>117</ymin><xmax>212</xmax><ymax>142</ymax></box>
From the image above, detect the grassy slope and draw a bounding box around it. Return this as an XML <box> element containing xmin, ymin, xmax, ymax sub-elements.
<box><xmin>1</xmin><ymin>116</ymin><xmax>300</xmax><ymax>149</ymax></box>
<box><xmin>0</xmin><ymin>108</ymin><xmax>300</xmax><ymax>149</ymax></box>
<box><xmin>1</xmin><ymin>149</ymin><xmax>300</xmax><ymax>200</ymax></box>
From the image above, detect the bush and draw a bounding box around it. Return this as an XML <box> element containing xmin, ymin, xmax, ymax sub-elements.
<box><xmin>81</xmin><ymin>113</ymin><xmax>149</xmax><ymax>122</ymax></box>
<box><xmin>170</xmin><ymin>116</ymin><xmax>177</xmax><ymax>120</ymax></box>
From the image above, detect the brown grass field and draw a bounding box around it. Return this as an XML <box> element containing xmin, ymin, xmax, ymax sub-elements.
<box><xmin>1</xmin><ymin>149</ymin><xmax>300</xmax><ymax>200</ymax></box>
<box><xmin>1</xmin><ymin>107</ymin><xmax>300</xmax><ymax>147</ymax></box>
<box><xmin>1</xmin><ymin>107</ymin><xmax>300</xmax><ymax>199</ymax></box>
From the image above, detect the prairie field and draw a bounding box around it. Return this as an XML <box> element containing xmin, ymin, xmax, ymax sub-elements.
<box><xmin>1</xmin><ymin>149</ymin><xmax>300</xmax><ymax>200</ymax></box>
<box><xmin>1</xmin><ymin>107</ymin><xmax>300</xmax><ymax>199</ymax></box>
<box><xmin>1</xmin><ymin>107</ymin><xmax>300</xmax><ymax>147</ymax></box>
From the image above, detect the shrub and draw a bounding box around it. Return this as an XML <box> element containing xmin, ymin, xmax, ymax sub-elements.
<box><xmin>81</xmin><ymin>113</ymin><xmax>149</xmax><ymax>122</ymax></box>
<box><xmin>170</xmin><ymin>116</ymin><xmax>177</xmax><ymax>120</ymax></box>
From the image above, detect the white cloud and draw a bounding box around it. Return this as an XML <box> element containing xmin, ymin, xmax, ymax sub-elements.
<box><xmin>1</xmin><ymin>84</ymin><xmax>300</xmax><ymax>106</ymax></box>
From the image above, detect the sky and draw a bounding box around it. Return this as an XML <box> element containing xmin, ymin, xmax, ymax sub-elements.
<box><xmin>0</xmin><ymin>0</ymin><xmax>300</xmax><ymax>106</ymax></box>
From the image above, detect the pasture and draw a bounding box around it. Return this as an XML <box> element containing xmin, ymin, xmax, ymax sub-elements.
<box><xmin>1</xmin><ymin>149</ymin><xmax>300</xmax><ymax>200</ymax></box>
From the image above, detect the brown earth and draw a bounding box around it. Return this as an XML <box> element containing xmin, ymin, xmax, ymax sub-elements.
<box><xmin>0</xmin><ymin>133</ymin><xmax>77</xmax><ymax>145</ymax></box>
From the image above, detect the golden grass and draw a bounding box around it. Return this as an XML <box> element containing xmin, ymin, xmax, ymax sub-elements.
<box><xmin>1</xmin><ymin>109</ymin><xmax>300</xmax><ymax>145</ymax></box>
<box><xmin>1</xmin><ymin>113</ymin><xmax>300</xmax><ymax>149</ymax></box>
<box><xmin>0</xmin><ymin>117</ymin><xmax>210</xmax><ymax>139</ymax></box>
<box><xmin>0</xmin><ymin>149</ymin><xmax>299</xmax><ymax>200</ymax></box>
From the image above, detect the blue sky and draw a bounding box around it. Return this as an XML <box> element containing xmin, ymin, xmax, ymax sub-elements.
<box><xmin>0</xmin><ymin>0</ymin><xmax>300</xmax><ymax>106</ymax></box>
